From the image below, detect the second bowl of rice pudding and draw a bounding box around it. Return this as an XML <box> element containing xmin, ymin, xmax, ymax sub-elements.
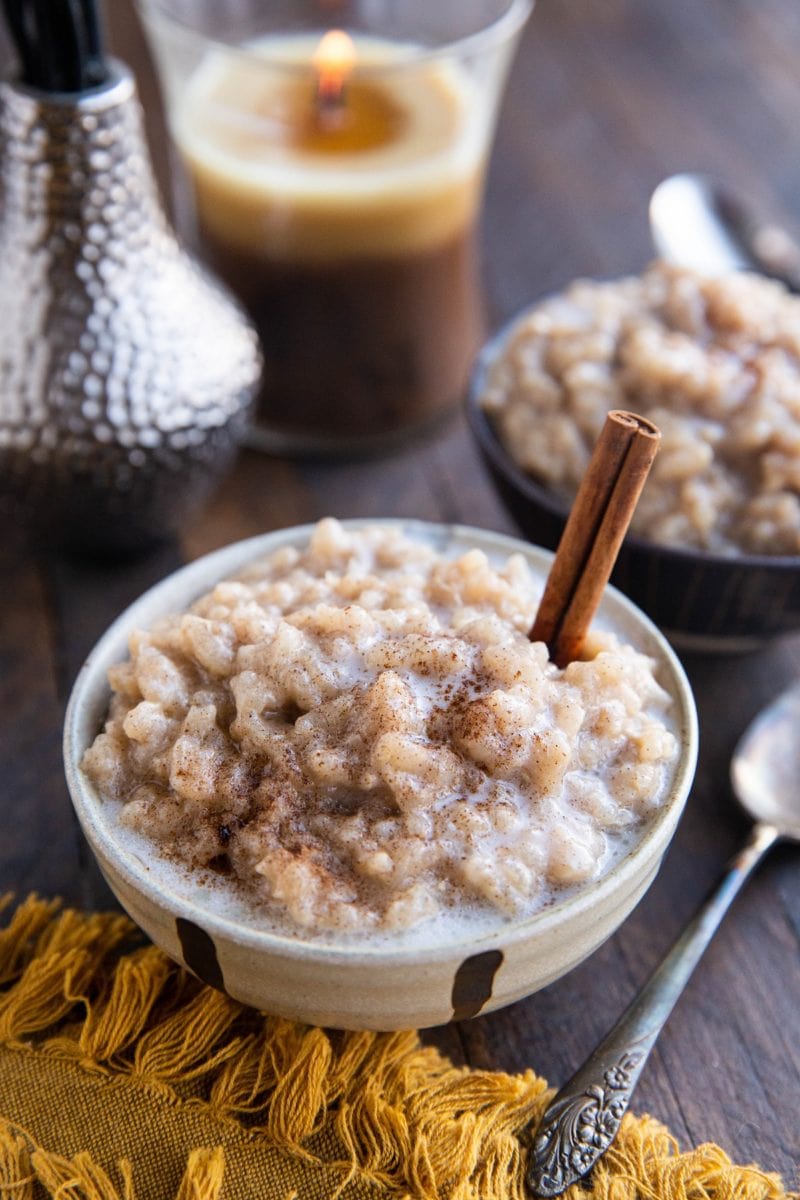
<box><xmin>65</xmin><ymin>519</ymin><xmax>697</xmax><ymax>1030</ymax></box>
<box><xmin>468</xmin><ymin>262</ymin><xmax>800</xmax><ymax>648</ymax></box>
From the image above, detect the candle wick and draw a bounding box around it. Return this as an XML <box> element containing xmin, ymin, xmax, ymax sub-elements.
<box><xmin>315</xmin><ymin>78</ymin><xmax>348</xmax><ymax>132</ymax></box>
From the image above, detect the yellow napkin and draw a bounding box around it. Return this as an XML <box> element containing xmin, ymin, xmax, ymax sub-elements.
<box><xmin>0</xmin><ymin>895</ymin><xmax>792</xmax><ymax>1200</ymax></box>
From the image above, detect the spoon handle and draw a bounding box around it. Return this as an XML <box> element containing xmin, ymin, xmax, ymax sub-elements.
<box><xmin>526</xmin><ymin>821</ymin><xmax>780</xmax><ymax>1197</ymax></box>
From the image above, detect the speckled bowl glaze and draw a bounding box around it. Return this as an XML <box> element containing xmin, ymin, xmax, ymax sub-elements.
<box><xmin>64</xmin><ymin>520</ymin><xmax>697</xmax><ymax>1031</ymax></box>
<box><xmin>467</xmin><ymin>323</ymin><xmax>800</xmax><ymax>653</ymax></box>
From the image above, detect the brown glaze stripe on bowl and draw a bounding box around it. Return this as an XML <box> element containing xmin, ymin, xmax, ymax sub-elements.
<box><xmin>176</xmin><ymin>917</ymin><xmax>227</xmax><ymax>993</ymax></box>
<box><xmin>467</xmin><ymin>323</ymin><xmax>800</xmax><ymax>652</ymax></box>
<box><xmin>450</xmin><ymin>949</ymin><xmax>505</xmax><ymax>1021</ymax></box>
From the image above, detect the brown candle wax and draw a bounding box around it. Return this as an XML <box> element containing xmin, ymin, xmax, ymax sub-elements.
<box><xmin>172</xmin><ymin>36</ymin><xmax>487</xmax><ymax>450</ymax></box>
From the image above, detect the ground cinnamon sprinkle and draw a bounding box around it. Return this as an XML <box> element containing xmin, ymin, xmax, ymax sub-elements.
<box><xmin>82</xmin><ymin>520</ymin><xmax>678</xmax><ymax>940</ymax></box>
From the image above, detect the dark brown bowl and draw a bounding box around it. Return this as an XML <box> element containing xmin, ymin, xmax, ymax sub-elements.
<box><xmin>467</xmin><ymin>322</ymin><xmax>800</xmax><ymax>652</ymax></box>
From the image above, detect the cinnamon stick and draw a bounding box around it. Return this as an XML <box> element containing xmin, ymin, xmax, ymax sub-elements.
<box><xmin>529</xmin><ymin>410</ymin><xmax>660</xmax><ymax>667</ymax></box>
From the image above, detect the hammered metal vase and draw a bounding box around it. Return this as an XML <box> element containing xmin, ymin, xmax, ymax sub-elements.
<box><xmin>0</xmin><ymin>61</ymin><xmax>262</xmax><ymax>554</ymax></box>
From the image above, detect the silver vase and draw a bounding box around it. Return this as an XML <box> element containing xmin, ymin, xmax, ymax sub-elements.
<box><xmin>0</xmin><ymin>61</ymin><xmax>262</xmax><ymax>555</ymax></box>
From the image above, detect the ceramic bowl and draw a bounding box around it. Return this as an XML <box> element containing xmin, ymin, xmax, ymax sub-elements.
<box><xmin>467</xmin><ymin>323</ymin><xmax>800</xmax><ymax>653</ymax></box>
<box><xmin>64</xmin><ymin>519</ymin><xmax>697</xmax><ymax>1031</ymax></box>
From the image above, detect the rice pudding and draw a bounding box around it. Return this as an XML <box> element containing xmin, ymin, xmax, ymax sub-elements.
<box><xmin>481</xmin><ymin>262</ymin><xmax>800</xmax><ymax>556</ymax></box>
<box><xmin>82</xmin><ymin>519</ymin><xmax>679</xmax><ymax>940</ymax></box>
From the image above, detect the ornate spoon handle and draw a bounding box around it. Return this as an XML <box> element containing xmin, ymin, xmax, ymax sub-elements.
<box><xmin>526</xmin><ymin>821</ymin><xmax>780</xmax><ymax>1197</ymax></box>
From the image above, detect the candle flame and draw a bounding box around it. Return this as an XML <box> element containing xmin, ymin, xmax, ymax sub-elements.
<box><xmin>312</xmin><ymin>29</ymin><xmax>357</xmax><ymax>107</ymax></box>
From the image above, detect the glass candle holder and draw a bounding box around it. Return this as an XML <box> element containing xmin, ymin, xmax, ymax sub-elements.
<box><xmin>139</xmin><ymin>0</ymin><xmax>533</xmax><ymax>455</ymax></box>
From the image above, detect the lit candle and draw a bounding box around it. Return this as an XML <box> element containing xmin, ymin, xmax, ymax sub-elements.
<box><xmin>311</xmin><ymin>29</ymin><xmax>356</xmax><ymax>131</ymax></box>
<box><xmin>167</xmin><ymin>30</ymin><xmax>499</xmax><ymax>451</ymax></box>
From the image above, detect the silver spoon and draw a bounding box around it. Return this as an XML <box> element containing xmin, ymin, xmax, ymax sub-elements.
<box><xmin>526</xmin><ymin>680</ymin><xmax>800</xmax><ymax>1197</ymax></box>
<box><xmin>649</xmin><ymin>172</ymin><xmax>800</xmax><ymax>290</ymax></box>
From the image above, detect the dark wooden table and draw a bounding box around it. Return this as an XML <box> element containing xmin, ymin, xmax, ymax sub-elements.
<box><xmin>2</xmin><ymin>0</ymin><xmax>800</xmax><ymax>1184</ymax></box>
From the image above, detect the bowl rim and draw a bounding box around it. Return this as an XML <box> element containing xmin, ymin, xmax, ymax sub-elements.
<box><xmin>467</xmin><ymin>313</ymin><xmax>800</xmax><ymax>572</ymax></box>
<box><xmin>64</xmin><ymin>518</ymin><xmax>698</xmax><ymax>967</ymax></box>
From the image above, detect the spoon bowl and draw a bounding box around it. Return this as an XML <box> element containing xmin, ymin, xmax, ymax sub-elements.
<box><xmin>731</xmin><ymin>681</ymin><xmax>800</xmax><ymax>840</ymax></box>
<box><xmin>650</xmin><ymin>171</ymin><xmax>800</xmax><ymax>291</ymax></box>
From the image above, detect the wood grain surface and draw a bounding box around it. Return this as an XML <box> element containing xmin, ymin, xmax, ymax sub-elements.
<box><xmin>1</xmin><ymin>0</ymin><xmax>799</xmax><ymax>1183</ymax></box>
